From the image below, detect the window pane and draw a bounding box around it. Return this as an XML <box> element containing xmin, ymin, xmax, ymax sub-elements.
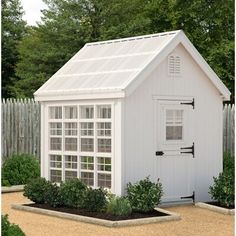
<box><xmin>65</xmin><ymin>155</ymin><xmax>77</xmax><ymax>169</ymax></box>
<box><xmin>49</xmin><ymin>107</ymin><xmax>62</xmax><ymax>119</ymax></box>
<box><xmin>80</xmin><ymin>156</ymin><xmax>94</xmax><ymax>170</ymax></box>
<box><xmin>98</xmin><ymin>173</ymin><xmax>111</xmax><ymax>188</ymax></box>
<box><xmin>97</xmin><ymin>122</ymin><xmax>111</xmax><ymax>136</ymax></box>
<box><xmin>50</xmin><ymin>123</ymin><xmax>62</xmax><ymax>136</ymax></box>
<box><xmin>65</xmin><ymin>122</ymin><xmax>77</xmax><ymax>136</ymax></box>
<box><xmin>97</xmin><ymin>157</ymin><xmax>111</xmax><ymax>171</ymax></box>
<box><xmin>80</xmin><ymin>122</ymin><xmax>94</xmax><ymax>136</ymax></box>
<box><xmin>50</xmin><ymin>138</ymin><xmax>62</xmax><ymax>150</ymax></box>
<box><xmin>65</xmin><ymin>171</ymin><xmax>77</xmax><ymax>180</ymax></box>
<box><xmin>50</xmin><ymin>170</ymin><xmax>62</xmax><ymax>182</ymax></box>
<box><xmin>97</xmin><ymin>139</ymin><xmax>111</xmax><ymax>152</ymax></box>
<box><xmin>80</xmin><ymin>106</ymin><xmax>94</xmax><ymax>119</ymax></box>
<box><xmin>166</xmin><ymin>126</ymin><xmax>183</xmax><ymax>140</ymax></box>
<box><xmin>81</xmin><ymin>138</ymin><xmax>94</xmax><ymax>152</ymax></box>
<box><xmin>97</xmin><ymin>105</ymin><xmax>111</xmax><ymax>119</ymax></box>
<box><xmin>65</xmin><ymin>106</ymin><xmax>77</xmax><ymax>119</ymax></box>
<box><xmin>50</xmin><ymin>155</ymin><xmax>62</xmax><ymax>168</ymax></box>
<box><xmin>65</xmin><ymin>138</ymin><xmax>77</xmax><ymax>151</ymax></box>
<box><xmin>81</xmin><ymin>172</ymin><xmax>94</xmax><ymax>186</ymax></box>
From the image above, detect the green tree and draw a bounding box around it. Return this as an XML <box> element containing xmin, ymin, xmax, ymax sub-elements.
<box><xmin>2</xmin><ymin>0</ymin><xmax>26</xmax><ymax>98</ymax></box>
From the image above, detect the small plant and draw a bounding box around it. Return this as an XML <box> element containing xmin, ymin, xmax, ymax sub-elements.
<box><xmin>60</xmin><ymin>178</ymin><xmax>87</xmax><ymax>208</ymax></box>
<box><xmin>44</xmin><ymin>183</ymin><xmax>63</xmax><ymax>207</ymax></box>
<box><xmin>23</xmin><ymin>177</ymin><xmax>50</xmax><ymax>204</ymax></box>
<box><xmin>223</xmin><ymin>152</ymin><xmax>234</xmax><ymax>175</ymax></box>
<box><xmin>209</xmin><ymin>172</ymin><xmax>234</xmax><ymax>207</ymax></box>
<box><xmin>107</xmin><ymin>196</ymin><xmax>132</xmax><ymax>216</ymax></box>
<box><xmin>82</xmin><ymin>188</ymin><xmax>107</xmax><ymax>212</ymax></box>
<box><xmin>2</xmin><ymin>154</ymin><xmax>40</xmax><ymax>186</ymax></box>
<box><xmin>127</xmin><ymin>177</ymin><xmax>163</xmax><ymax>213</ymax></box>
<box><xmin>2</xmin><ymin>214</ymin><xmax>25</xmax><ymax>236</ymax></box>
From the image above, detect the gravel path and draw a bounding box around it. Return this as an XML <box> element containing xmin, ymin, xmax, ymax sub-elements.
<box><xmin>2</xmin><ymin>192</ymin><xmax>234</xmax><ymax>236</ymax></box>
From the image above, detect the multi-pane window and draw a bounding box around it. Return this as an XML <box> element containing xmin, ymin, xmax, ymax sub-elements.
<box><xmin>98</xmin><ymin>139</ymin><xmax>111</xmax><ymax>153</ymax></box>
<box><xmin>98</xmin><ymin>173</ymin><xmax>111</xmax><ymax>188</ymax></box>
<box><xmin>65</xmin><ymin>106</ymin><xmax>77</xmax><ymax>119</ymax></box>
<box><xmin>50</xmin><ymin>123</ymin><xmax>62</xmax><ymax>136</ymax></box>
<box><xmin>80</xmin><ymin>123</ymin><xmax>94</xmax><ymax>136</ymax></box>
<box><xmin>80</xmin><ymin>106</ymin><xmax>94</xmax><ymax>119</ymax></box>
<box><xmin>49</xmin><ymin>107</ymin><xmax>62</xmax><ymax>119</ymax></box>
<box><xmin>80</xmin><ymin>156</ymin><xmax>94</xmax><ymax>170</ymax></box>
<box><xmin>166</xmin><ymin>109</ymin><xmax>183</xmax><ymax>140</ymax></box>
<box><xmin>97</xmin><ymin>122</ymin><xmax>111</xmax><ymax>136</ymax></box>
<box><xmin>50</xmin><ymin>155</ymin><xmax>62</xmax><ymax>168</ymax></box>
<box><xmin>81</xmin><ymin>138</ymin><xmax>94</xmax><ymax>152</ymax></box>
<box><xmin>48</xmin><ymin>104</ymin><xmax>112</xmax><ymax>189</ymax></box>
<box><xmin>65</xmin><ymin>123</ymin><xmax>77</xmax><ymax>136</ymax></box>
<box><xmin>64</xmin><ymin>155</ymin><xmax>77</xmax><ymax>180</ymax></box>
<box><xmin>97</xmin><ymin>105</ymin><xmax>111</xmax><ymax>119</ymax></box>
<box><xmin>81</xmin><ymin>172</ymin><xmax>94</xmax><ymax>186</ymax></box>
<box><xmin>97</xmin><ymin>157</ymin><xmax>111</xmax><ymax>171</ymax></box>
<box><xmin>50</xmin><ymin>137</ymin><xmax>62</xmax><ymax>150</ymax></box>
<box><xmin>65</xmin><ymin>138</ymin><xmax>77</xmax><ymax>151</ymax></box>
<box><xmin>50</xmin><ymin>170</ymin><xmax>62</xmax><ymax>182</ymax></box>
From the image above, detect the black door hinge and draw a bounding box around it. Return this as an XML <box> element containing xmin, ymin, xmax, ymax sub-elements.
<box><xmin>181</xmin><ymin>191</ymin><xmax>195</xmax><ymax>203</ymax></box>
<box><xmin>180</xmin><ymin>98</ymin><xmax>194</xmax><ymax>109</ymax></box>
<box><xmin>156</xmin><ymin>151</ymin><xmax>164</xmax><ymax>156</ymax></box>
<box><xmin>180</xmin><ymin>142</ymin><xmax>194</xmax><ymax>158</ymax></box>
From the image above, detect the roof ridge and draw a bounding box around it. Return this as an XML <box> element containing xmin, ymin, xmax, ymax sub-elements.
<box><xmin>86</xmin><ymin>30</ymin><xmax>181</xmax><ymax>47</ymax></box>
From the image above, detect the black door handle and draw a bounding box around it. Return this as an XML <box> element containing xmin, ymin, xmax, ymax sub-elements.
<box><xmin>156</xmin><ymin>151</ymin><xmax>164</xmax><ymax>156</ymax></box>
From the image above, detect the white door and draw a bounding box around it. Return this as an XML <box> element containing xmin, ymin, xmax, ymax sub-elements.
<box><xmin>155</xmin><ymin>98</ymin><xmax>195</xmax><ymax>203</ymax></box>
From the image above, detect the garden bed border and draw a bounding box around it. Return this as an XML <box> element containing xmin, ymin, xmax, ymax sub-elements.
<box><xmin>11</xmin><ymin>203</ymin><xmax>181</xmax><ymax>227</ymax></box>
<box><xmin>2</xmin><ymin>185</ymin><xmax>25</xmax><ymax>193</ymax></box>
<box><xmin>195</xmin><ymin>202</ymin><xmax>235</xmax><ymax>215</ymax></box>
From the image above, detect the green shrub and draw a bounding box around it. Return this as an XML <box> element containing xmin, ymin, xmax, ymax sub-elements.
<box><xmin>127</xmin><ymin>177</ymin><xmax>163</xmax><ymax>213</ymax></box>
<box><xmin>2</xmin><ymin>154</ymin><xmax>40</xmax><ymax>185</ymax></box>
<box><xmin>223</xmin><ymin>152</ymin><xmax>234</xmax><ymax>174</ymax></box>
<box><xmin>44</xmin><ymin>183</ymin><xmax>63</xmax><ymax>207</ymax></box>
<box><xmin>60</xmin><ymin>178</ymin><xmax>87</xmax><ymax>208</ymax></box>
<box><xmin>82</xmin><ymin>188</ymin><xmax>107</xmax><ymax>212</ymax></box>
<box><xmin>23</xmin><ymin>177</ymin><xmax>50</xmax><ymax>204</ymax></box>
<box><xmin>107</xmin><ymin>196</ymin><xmax>132</xmax><ymax>216</ymax></box>
<box><xmin>209</xmin><ymin>171</ymin><xmax>234</xmax><ymax>207</ymax></box>
<box><xmin>2</xmin><ymin>215</ymin><xmax>25</xmax><ymax>236</ymax></box>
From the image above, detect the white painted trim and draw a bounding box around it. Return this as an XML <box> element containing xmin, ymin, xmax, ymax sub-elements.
<box><xmin>152</xmin><ymin>95</ymin><xmax>193</xmax><ymax>101</ymax></box>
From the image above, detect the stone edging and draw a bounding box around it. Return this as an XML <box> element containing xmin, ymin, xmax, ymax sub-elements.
<box><xmin>195</xmin><ymin>202</ymin><xmax>235</xmax><ymax>215</ymax></box>
<box><xmin>2</xmin><ymin>185</ymin><xmax>25</xmax><ymax>193</ymax></box>
<box><xmin>11</xmin><ymin>203</ymin><xmax>181</xmax><ymax>227</ymax></box>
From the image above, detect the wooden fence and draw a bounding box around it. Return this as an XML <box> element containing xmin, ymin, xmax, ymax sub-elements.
<box><xmin>223</xmin><ymin>104</ymin><xmax>235</xmax><ymax>156</ymax></box>
<box><xmin>1</xmin><ymin>99</ymin><xmax>235</xmax><ymax>162</ymax></box>
<box><xmin>1</xmin><ymin>98</ymin><xmax>40</xmax><ymax>161</ymax></box>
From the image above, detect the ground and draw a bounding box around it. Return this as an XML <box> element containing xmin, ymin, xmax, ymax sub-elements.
<box><xmin>2</xmin><ymin>192</ymin><xmax>234</xmax><ymax>236</ymax></box>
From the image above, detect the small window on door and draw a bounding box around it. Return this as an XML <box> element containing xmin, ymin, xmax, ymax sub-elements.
<box><xmin>166</xmin><ymin>110</ymin><xmax>183</xmax><ymax>140</ymax></box>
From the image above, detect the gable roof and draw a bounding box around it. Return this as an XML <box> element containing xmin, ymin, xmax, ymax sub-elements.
<box><xmin>34</xmin><ymin>30</ymin><xmax>230</xmax><ymax>101</ymax></box>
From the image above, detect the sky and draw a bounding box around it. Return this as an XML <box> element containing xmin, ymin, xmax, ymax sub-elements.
<box><xmin>21</xmin><ymin>0</ymin><xmax>47</xmax><ymax>26</ymax></box>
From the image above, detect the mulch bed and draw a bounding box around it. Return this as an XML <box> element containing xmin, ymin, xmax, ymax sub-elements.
<box><xmin>205</xmin><ymin>202</ymin><xmax>234</xmax><ymax>210</ymax></box>
<box><xmin>25</xmin><ymin>203</ymin><xmax>168</xmax><ymax>221</ymax></box>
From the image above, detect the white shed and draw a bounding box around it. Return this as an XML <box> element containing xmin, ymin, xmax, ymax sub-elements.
<box><xmin>34</xmin><ymin>30</ymin><xmax>230</xmax><ymax>204</ymax></box>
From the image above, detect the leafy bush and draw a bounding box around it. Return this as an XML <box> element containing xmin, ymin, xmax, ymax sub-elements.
<box><xmin>107</xmin><ymin>196</ymin><xmax>132</xmax><ymax>216</ymax></box>
<box><xmin>60</xmin><ymin>178</ymin><xmax>87</xmax><ymax>208</ymax></box>
<box><xmin>44</xmin><ymin>182</ymin><xmax>63</xmax><ymax>207</ymax></box>
<box><xmin>82</xmin><ymin>188</ymin><xmax>107</xmax><ymax>212</ymax></box>
<box><xmin>223</xmin><ymin>152</ymin><xmax>234</xmax><ymax>174</ymax></box>
<box><xmin>127</xmin><ymin>177</ymin><xmax>163</xmax><ymax>213</ymax></box>
<box><xmin>209</xmin><ymin>171</ymin><xmax>234</xmax><ymax>207</ymax></box>
<box><xmin>2</xmin><ymin>215</ymin><xmax>25</xmax><ymax>236</ymax></box>
<box><xmin>23</xmin><ymin>177</ymin><xmax>50</xmax><ymax>204</ymax></box>
<box><xmin>2</xmin><ymin>154</ymin><xmax>40</xmax><ymax>185</ymax></box>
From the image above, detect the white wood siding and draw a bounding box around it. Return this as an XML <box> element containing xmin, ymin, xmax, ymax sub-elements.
<box><xmin>123</xmin><ymin>43</ymin><xmax>223</xmax><ymax>201</ymax></box>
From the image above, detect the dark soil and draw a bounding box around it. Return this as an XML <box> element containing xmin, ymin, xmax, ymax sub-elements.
<box><xmin>25</xmin><ymin>203</ymin><xmax>168</xmax><ymax>221</ymax></box>
<box><xmin>205</xmin><ymin>202</ymin><xmax>234</xmax><ymax>210</ymax></box>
